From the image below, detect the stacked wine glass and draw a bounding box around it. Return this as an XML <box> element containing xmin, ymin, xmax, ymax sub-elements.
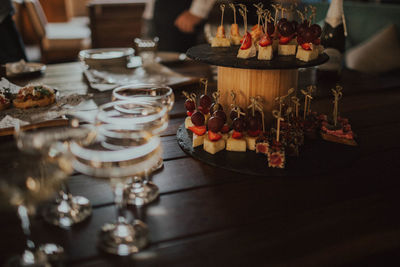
<box><xmin>70</xmin><ymin>98</ymin><xmax>168</xmax><ymax>255</ymax></box>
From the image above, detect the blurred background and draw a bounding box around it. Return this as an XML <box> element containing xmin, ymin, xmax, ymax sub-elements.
<box><xmin>6</xmin><ymin>0</ymin><xmax>400</xmax><ymax>67</ymax></box>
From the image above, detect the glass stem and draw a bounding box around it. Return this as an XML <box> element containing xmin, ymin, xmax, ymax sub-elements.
<box><xmin>17</xmin><ymin>205</ymin><xmax>35</xmax><ymax>252</ymax></box>
<box><xmin>114</xmin><ymin>181</ymin><xmax>128</xmax><ymax>224</ymax></box>
<box><xmin>143</xmin><ymin>170</ymin><xmax>149</xmax><ymax>184</ymax></box>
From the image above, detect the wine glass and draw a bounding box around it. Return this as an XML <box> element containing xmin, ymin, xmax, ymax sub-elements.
<box><xmin>70</xmin><ymin>111</ymin><xmax>162</xmax><ymax>255</ymax></box>
<box><xmin>112</xmin><ymin>83</ymin><xmax>175</xmax><ymax>112</ymax></box>
<box><xmin>15</xmin><ymin>125</ymin><xmax>93</xmax><ymax>228</ymax></box>
<box><xmin>1</xmin><ymin>132</ymin><xmax>73</xmax><ymax>266</ymax></box>
<box><xmin>96</xmin><ymin>99</ymin><xmax>168</xmax><ymax>205</ymax></box>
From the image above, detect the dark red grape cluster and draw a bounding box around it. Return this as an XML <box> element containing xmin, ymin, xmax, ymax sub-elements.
<box><xmin>278</xmin><ymin>18</ymin><xmax>296</xmax><ymax>37</ymax></box>
<box><xmin>199</xmin><ymin>94</ymin><xmax>212</xmax><ymax>114</ymax></box>
<box><xmin>297</xmin><ymin>22</ymin><xmax>321</xmax><ymax>45</ymax></box>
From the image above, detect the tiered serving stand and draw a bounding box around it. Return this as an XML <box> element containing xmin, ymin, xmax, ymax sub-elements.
<box><xmin>177</xmin><ymin>44</ymin><xmax>358</xmax><ymax>176</ymax></box>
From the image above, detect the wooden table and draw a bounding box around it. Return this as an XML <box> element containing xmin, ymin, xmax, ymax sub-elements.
<box><xmin>1</xmin><ymin>61</ymin><xmax>400</xmax><ymax>266</ymax></box>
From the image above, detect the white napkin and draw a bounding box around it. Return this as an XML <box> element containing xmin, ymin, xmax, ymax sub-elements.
<box><xmin>0</xmin><ymin>115</ymin><xmax>29</xmax><ymax>129</ymax></box>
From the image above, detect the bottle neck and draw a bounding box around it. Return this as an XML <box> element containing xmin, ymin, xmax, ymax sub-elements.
<box><xmin>325</xmin><ymin>0</ymin><xmax>344</xmax><ymax>28</ymax></box>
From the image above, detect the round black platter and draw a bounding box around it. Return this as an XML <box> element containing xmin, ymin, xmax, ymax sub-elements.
<box><xmin>177</xmin><ymin>124</ymin><xmax>360</xmax><ymax>177</ymax></box>
<box><xmin>186</xmin><ymin>44</ymin><xmax>329</xmax><ymax>70</ymax></box>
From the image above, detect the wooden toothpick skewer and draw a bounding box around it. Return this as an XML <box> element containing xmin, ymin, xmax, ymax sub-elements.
<box><xmin>331</xmin><ymin>85</ymin><xmax>343</xmax><ymax>127</ymax></box>
<box><xmin>212</xmin><ymin>91</ymin><xmax>220</xmax><ymax>110</ymax></box>
<box><xmin>182</xmin><ymin>91</ymin><xmax>197</xmax><ymax>108</ymax></box>
<box><xmin>272</xmin><ymin>110</ymin><xmax>284</xmax><ymax>142</ymax></box>
<box><xmin>238</xmin><ymin>4</ymin><xmax>248</xmax><ymax>33</ymax></box>
<box><xmin>200</xmin><ymin>78</ymin><xmax>208</xmax><ymax>95</ymax></box>
<box><xmin>229</xmin><ymin>3</ymin><xmax>237</xmax><ymax>25</ymax></box>
<box><xmin>254</xmin><ymin>96</ymin><xmax>265</xmax><ymax>132</ymax></box>
<box><xmin>275</xmin><ymin>88</ymin><xmax>295</xmax><ymax>114</ymax></box>
<box><xmin>248</xmin><ymin>96</ymin><xmax>256</xmax><ymax>116</ymax></box>
<box><xmin>291</xmin><ymin>96</ymin><xmax>300</xmax><ymax>118</ymax></box>
<box><xmin>220</xmin><ymin>4</ymin><xmax>225</xmax><ymax>27</ymax></box>
<box><xmin>301</xmin><ymin>87</ymin><xmax>313</xmax><ymax>120</ymax></box>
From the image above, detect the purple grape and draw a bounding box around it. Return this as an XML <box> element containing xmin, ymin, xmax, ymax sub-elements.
<box><xmin>210</xmin><ymin>102</ymin><xmax>223</xmax><ymax>115</ymax></box>
<box><xmin>232</xmin><ymin>117</ymin><xmax>246</xmax><ymax>132</ymax></box>
<box><xmin>213</xmin><ymin>110</ymin><xmax>227</xmax><ymax>124</ymax></box>
<box><xmin>267</xmin><ymin>22</ymin><xmax>275</xmax><ymax>36</ymax></box>
<box><xmin>185</xmin><ymin>99</ymin><xmax>195</xmax><ymax>111</ymax></box>
<box><xmin>191</xmin><ymin>111</ymin><xmax>205</xmax><ymax>126</ymax></box>
<box><xmin>208</xmin><ymin>116</ymin><xmax>223</xmax><ymax>132</ymax></box>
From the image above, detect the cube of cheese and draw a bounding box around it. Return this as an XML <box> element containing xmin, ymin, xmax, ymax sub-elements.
<box><xmin>296</xmin><ymin>46</ymin><xmax>318</xmax><ymax>62</ymax></box>
<box><xmin>257</xmin><ymin>45</ymin><xmax>273</xmax><ymax>60</ymax></box>
<box><xmin>245</xmin><ymin>135</ymin><xmax>257</xmax><ymax>151</ymax></box>
<box><xmin>278</xmin><ymin>44</ymin><xmax>297</xmax><ymax>56</ymax></box>
<box><xmin>230</xmin><ymin>35</ymin><xmax>242</xmax><ymax>45</ymax></box>
<box><xmin>192</xmin><ymin>133</ymin><xmax>204</xmax><ymax>147</ymax></box>
<box><xmin>237</xmin><ymin>44</ymin><xmax>257</xmax><ymax>59</ymax></box>
<box><xmin>211</xmin><ymin>37</ymin><xmax>231</xmax><ymax>47</ymax></box>
<box><xmin>317</xmin><ymin>45</ymin><xmax>324</xmax><ymax>55</ymax></box>
<box><xmin>226</xmin><ymin>137</ymin><xmax>246</xmax><ymax>152</ymax></box>
<box><xmin>185</xmin><ymin>116</ymin><xmax>194</xmax><ymax>129</ymax></box>
<box><xmin>203</xmin><ymin>135</ymin><xmax>225</xmax><ymax>154</ymax></box>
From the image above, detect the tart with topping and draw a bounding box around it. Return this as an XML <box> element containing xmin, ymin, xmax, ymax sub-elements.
<box><xmin>0</xmin><ymin>89</ymin><xmax>11</xmax><ymax>111</ymax></box>
<box><xmin>13</xmin><ymin>85</ymin><xmax>55</xmax><ymax>109</ymax></box>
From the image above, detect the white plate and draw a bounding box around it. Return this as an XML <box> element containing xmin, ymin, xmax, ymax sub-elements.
<box><xmin>79</xmin><ymin>48</ymin><xmax>134</xmax><ymax>68</ymax></box>
<box><xmin>6</xmin><ymin>62</ymin><xmax>46</xmax><ymax>77</ymax></box>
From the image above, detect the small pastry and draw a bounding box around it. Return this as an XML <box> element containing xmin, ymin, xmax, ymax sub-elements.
<box><xmin>226</xmin><ymin>108</ymin><xmax>247</xmax><ymax>152</ymax></box>
<box><xmin>13</xmin><ymin>85</ymin><xmax>55</xmax><ymax>109</ymax></box>
<box><xmin>203</xmin><ymin>116</ymin><xmax>225</xmax><ymax>154</ymax></box>
<box><xmin>296</xmin><ymin>7</ymin><xmax>323</xmax><ymax>61</ymax></box>
<box><xmin>211</xmin><ymin>4</ymin><xmax>231</xmax><ymax>47</ymax></box>
<box><xmin>0</xmin><ymin>89</ymin><xmax>11</xmax><ymax>111</ymax></box>
<box><xmin>237</xmin><ymin>5</ymin><xmax>256</xmax><ymax>59</ymax></box>
<box><xmin>183</xmin><ymin>91</ymin><xmax>196</xmax><ymax>129</ymax></box>
<box><xmin>188</xmin><ymin>111</ymin><xmax>206</xmax><ymax>147</ymax></box>
<box><xmin>228</xmin><ymin>3</ymin><xmax>242</xmax><ymax>45</ymax></box>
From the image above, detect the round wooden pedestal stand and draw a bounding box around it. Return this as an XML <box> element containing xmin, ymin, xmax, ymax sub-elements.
<box><xmin>180</xmin><ymin>44</ymin><xmax>341</xmax><ymax>176</ymax></box>
<box><xmin>187</xmin><ymin>44</ymin><xmax>328</xmax><ymax>123</ymax></box>
<box><xmin>217</xmin><ymin>67</ymin><xmax>298</xmax><ymax>122</ymax></box>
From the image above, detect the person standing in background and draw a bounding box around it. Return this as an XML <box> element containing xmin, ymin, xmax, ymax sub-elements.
<box><xmin>0</xmin><ymin>0</ymin><xmax>27</xmax><ymax>64</ymax></box>
<box><xmin>152</xmin><ymin>0</ymin><xmax>216</xmax><ymax>52</ymax></box>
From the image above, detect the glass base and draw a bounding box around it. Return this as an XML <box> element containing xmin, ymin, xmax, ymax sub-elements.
<box><xmin>6</xmin><ymin>244</ymin><xmax>63</xmax><ymax>267</ymax></box>
<box><xmin>42</xmin><ymin>195</ymin><xmax>92</xmax><ymax>228</ymax></box>
<box><xmin>98</xmin><ymin>220</ymin><xmax>148</xmax><ymax>255</ymax></box>
<box><xmin>152</xmin><ymin>158</ymin><xmax>164</xmax><ymax>172</ymax></box>
<box><xmin>126</xmin><ymin>181</ymin><xmax>159</xmax><ymax>206</ymax></box>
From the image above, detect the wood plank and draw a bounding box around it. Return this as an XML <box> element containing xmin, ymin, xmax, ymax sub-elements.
<box><xmin>71</xmin><ymin>192</ymin><xmax>400</xmax><ymax>267</ymax></box>
<box><xmin>27</xmin><ymin>153</ymin><xmax>400</xmax><ymax>263</ymax></box>
<box><xmin>161</xmin><ymin>135</ymin><xmax>187</xmax><ymax>160</ymax></box>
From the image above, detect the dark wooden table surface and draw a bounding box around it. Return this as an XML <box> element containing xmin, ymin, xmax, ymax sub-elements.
<box><xmin>1</xmin><ymin>61</ymin><xmax>400</xmax><ymax>267</ymax></box>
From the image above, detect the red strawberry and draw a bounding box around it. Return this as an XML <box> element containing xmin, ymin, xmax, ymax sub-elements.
<box><xmin>313</xmin><ymin>38</ymin><xmax>320</xmax><ymax>45</ymax></box>
<box><xmin>301</xmin><ymin>42</ymin><xmax>312</xmax><ymax>50</ymax></box>
<box><xmin>240</xmin><ymin>32</ymin><xmax>252</xmax><ymax>50</ymax></box>
<box><xmin>259</xmin><ymin>35</ymin><xmax>272</xmax><ymax>47</ymax></box>
<box><xmin>208</xmin><ymin>130</ymin><xmax>222</xmax><ymax>141</ymax></box>
<box><xmin>187</xmin><ymin>110</ymin><xmax>193</xmax><ymax>116</ymax></box>
<box><xmin>232</xmin><ymin>131</ymin><xmax>243</xmax><ymax>139</ymax></box>
<box><xmin>247</xmin><ymin>129</ymin><xmax>261</xmax><ymax>137</ymax></box>
<box><xmin>188</xmin><ymin>125</ymin><xmax>206</xmax><ymax>136</ymax></box>
<box><xmin>221</xmin><ymin>124</ymin><xmax>230</xmax><ymax>134</ymax></box>
<box><xmin>279</xmin><ymin>35</ymin><xmax>292</xmax><ymax>45</ymax></box>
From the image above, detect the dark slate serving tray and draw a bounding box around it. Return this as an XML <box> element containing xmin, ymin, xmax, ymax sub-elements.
<box><xmin>177</xmin><ymin>124</ymin><xmax>360</xmax><ymax>177</ymax></box>
<box><xmin>186</xmin><ymin>44</ymin><xmax>329</xmax><ymax>70</ymax></box>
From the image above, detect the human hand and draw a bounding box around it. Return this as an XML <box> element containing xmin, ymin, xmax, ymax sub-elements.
<box><xmin>174</xmin><ymin>10</ymin><xmax>202</xmax><ymax>33</ymax></box>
